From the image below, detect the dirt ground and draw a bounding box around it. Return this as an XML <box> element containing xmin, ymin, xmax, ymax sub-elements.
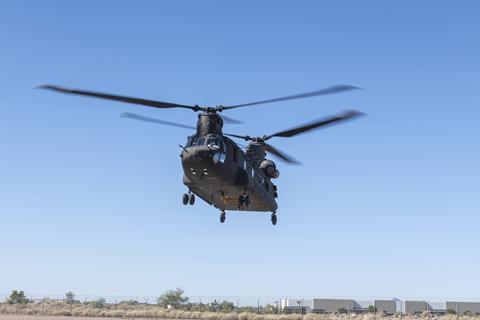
<box><xmin>0</xmin><ymin>316</ymin><xmax>126</xmax><ymax>320</ymax></box>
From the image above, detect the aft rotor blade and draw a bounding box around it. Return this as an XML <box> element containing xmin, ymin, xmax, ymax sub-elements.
<box><xmin>221</xmin><ymin>114</ymin><xmax>243</xmax><ymax>124</ymax></box>
<box><xmin>221</xmin><ymin>85</ymin><xmax>360</xmax><ymax>110</ymax></box>
<box><xmin>223</xmin><ymin>133</ymin><xmax>253</xmax><ymax>141</ymax></box>
<box><xmin>265</xmin><ymin>143</ymin><xmax>300</xmax><ymax>165</ymax></box>
<box><xmin>121</xmin><ymin>112</ymin><xmax>196</xmax><ymax>130</ymax></box>
<box><xmin>265</xmin><ymin>109</ymin><xmax>364</xmax><ymax>140</ymax></box>
<box><xmin>37</xmin><ymin>84</ymin><xmax>200</xmax><ymax>111</ymax></box>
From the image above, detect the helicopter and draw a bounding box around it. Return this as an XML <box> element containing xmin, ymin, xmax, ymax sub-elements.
<box><xmin>38</xmin><ymin>84</ymin><xmax>363</xmax><ymax>225</ymax></box>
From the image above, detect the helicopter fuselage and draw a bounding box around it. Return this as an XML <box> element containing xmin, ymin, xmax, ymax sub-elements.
<box><xmin>180</xmin><ymin>113</ymin><xmax>278</xmax><ymax>212</ymax></box>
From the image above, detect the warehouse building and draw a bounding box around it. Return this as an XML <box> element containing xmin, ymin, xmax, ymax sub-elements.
<box><xmin>281</xmin><ymin>299</ymin><xmax>312</xmax><ymax>313</ymax></box>
<box><xmin>311</xmin><ymin>299</ymin><xmax>361</xmax><ymax>313</ymax></box>
<box><xmin>446</xmin><ymin>302</ymin><xmax>480</xmax><ymax>315</ymax></box>
<box><xmin>374</xmin><ymin>300</ymin><xmax>397</xmax><ymax>314</ymax></box>
<box><xmin>405</xmin><ymin>301</ymin><xmax>429</xmax><ymax>314</ymax></box>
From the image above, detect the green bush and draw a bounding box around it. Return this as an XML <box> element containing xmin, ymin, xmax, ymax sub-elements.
<box><xmin>157</xmin><ymin>288</ymin><xmax>189</xmax><ymax>309</ymax></box>
<box><xmin>7</xmin><ymin>290</ymin><xmax>28</xmax><ymax>304</ymax></box>
<box><xmin>337</xmin><ymin>307</ymin><xmax>347</xmax><ymax>314</ymax></box>
<box><xmin>65</xmin><ymin>292</ymin><xmax>75</xmax><ymax>304</ymax></box>
<box><xmin>119</xmin><ymin>299</ymin><xmax>139</xmax><ymax>305</ymax></box>
<box><xmin>89</xmin><ymin>297</ymin><xmax>106</xmax><ymax>309</ymax></box>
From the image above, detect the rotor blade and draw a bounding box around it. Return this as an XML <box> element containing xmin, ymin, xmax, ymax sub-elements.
<box><xmin>221</xmin><ymin>114</ymin><xmax>243</xmax><ymax>124</ymax></box>
<box><xmin>121</xmin><ymin>112</ymin><xmax>196</xmax><ymax>130</ymax></box>
<box><xmin>265</xmin><ymin>143</ymin><xmax>300</xmax><ymax>165</ymax></box>
<box><xmin>223</xmin><ymin>133</ymin><xmax>253</xmax><ymax>141</ymax></box>
<box><xmin>221</xmin><ymin>85</ymin><xmax>360</xmax><ymax>110</ymax></box>
<box><xmin>265</xmin><ymin>109</ymin><xmax>364</xmax><ymax>140</ymax></box>
<box><xmin>37</xmin><ymin>84</ymin><xmax>200</xmax><ymax>111</ymax></box>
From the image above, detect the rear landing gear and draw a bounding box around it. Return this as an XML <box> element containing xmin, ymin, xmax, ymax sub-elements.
<box><xmin>188</xmin><ymin>193</ymin><xmax>195</xmax><ymax>205</ymax></box>
<box><xmin>182</xmin><ymin>192</ymin><xmax>195</xmax><ymax>205</ymax></box>
<box><xmin>182</xmin><ymin>193</ymin><xmax>189</xmax><ymax>205</ymax></box>
<box><xmin>271</xmin><ymin>213</ymin><xmax>277</xmax><ymax>225</ymax></box>
<box><xmin>220</xmin><ymin>211</ymin><xmax>226</xmax><ymax>223</ymax></box>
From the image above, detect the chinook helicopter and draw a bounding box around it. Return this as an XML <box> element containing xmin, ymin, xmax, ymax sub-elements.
<box><xmin>38</xmin><ymin>84</ymin><xmax>363</xmax><ymax>225</ymax></box>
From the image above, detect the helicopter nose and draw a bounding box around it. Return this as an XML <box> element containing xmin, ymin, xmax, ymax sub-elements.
<box><xmin>181</xmin><ymin>146</ymin><xmax>215</xmax><ymax>170</ymax></box>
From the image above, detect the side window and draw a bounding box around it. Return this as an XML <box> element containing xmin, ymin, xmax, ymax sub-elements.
<box><xmin>233</xmin><ymin>147</ymin><xmax>238</xmax><ymax>162</ymax></box>
<box><xmin>185</xmin><ymin>136</ymin><xmax>194</xmax><ymax>147</ymax></box>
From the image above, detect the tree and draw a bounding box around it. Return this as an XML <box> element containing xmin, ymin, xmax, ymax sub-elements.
<box><xmin>219</xmin><ymin>300</ymin><xmax>235</xmax><ymax>312</ymax></box>
<box><xmin>90</xmin><ymin>297</ymin><xmax>106</xmax><ymax>309</ymax></box>
<box><xmin>7</xmin><ymin>290</ymin><xmax>28</xmax><ymax>304</ymax></box>
<box><xmin>157</xmin><ymin>288</ymin><xmax>189</xmax><ymax>309</ymax></box>
<box><xmin>65</xmin><ymin>292</ymin><xmax>75</xmax><ymax>304</ymax></box>
<box><xmin>368</xmin><ymin>305</ymin><xmax>377</xmax><ymax>313</ymax></box>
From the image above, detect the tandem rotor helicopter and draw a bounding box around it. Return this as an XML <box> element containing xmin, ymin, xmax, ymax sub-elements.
<box><xmin>39</xmin><ymin>84</ymin><xmax>363</xmax><ymax>225</ymax></box>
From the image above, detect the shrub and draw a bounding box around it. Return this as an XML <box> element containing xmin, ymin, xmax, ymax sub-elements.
<box><xmin>119</xmin><ymin>299</ymin><xmax>139</xmax><ymax>305</ymax></box>
<box><xmin>7</xmin><ymin>290</ymin><xmax>28</xmax><ymax>304</ymax></box>
<box><xmin>446</xmin><ymin>309</ymin><xmax>456</xmax><ymax>315</ymax></box>
<box><xmin>157</xmin><ymin>288</ymin><xmax>189</xmax><ymax>309</ymax></box>
<box><xmin>65</xmin><ymin>292</ymin><xmax>75</xmax><ymax>304</ymax></box>
<box><xmin>337</xmin><ymin>307</ymin><xmax>347</xmax><ymax>314</ymax></box>
<box><xmin>89</xmin><ymin>297</ymin><xmax>106</xmax><ymax>309</ymax></box>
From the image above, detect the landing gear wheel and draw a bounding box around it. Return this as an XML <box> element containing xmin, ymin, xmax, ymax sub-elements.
<box><xmin>220</xmin><ymin>211</ymin><xmax>226</xmax><ymax>223</ymax></box>
<box><xmin>182</xmin><ymin>193</ymin><xmax>189</xmax><ymax>205</ymax></box>
<box><xmin>189</xmin><ymin>193</ymin><xmax>195</xmax><ymax>205</ymax></box>
<box><xmin>271</xmin><ymin>213</ymin><xmax>277</xmax><ymax>225</ymax></box>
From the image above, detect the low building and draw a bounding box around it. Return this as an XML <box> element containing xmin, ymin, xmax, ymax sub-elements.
<box><xmin>405</xmin><ymin>301</ymin><xmax>429</xmax><ymax>314</ymax></box>
<box><xmin>446</xmin><ymin>302</ymin><xmax>480</xmax><ymax>315</ymax></box>
<box><xmin>374</xmin><ymin>300</ymin><xmax>397</xmax><ymax>314</ymax></box>
<box><xmin>311</xmin><ymin>299</ymin><xmax>360</xmax><ymax>313</ymax></box>
<box><xmin>281</xmin><ymin>299</ymin><xmax>312</xmax><ymax>313</ymax></box>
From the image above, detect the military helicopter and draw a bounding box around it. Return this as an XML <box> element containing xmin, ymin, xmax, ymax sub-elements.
<box><xmin>38</xmin><ymin>84</ymin><xmax>363</xmax><ymax>225</ymax></box>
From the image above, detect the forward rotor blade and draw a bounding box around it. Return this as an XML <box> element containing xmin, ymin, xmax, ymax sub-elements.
<box><xmin>221</xmin><ymin>114</ymin><xmax>243</xmax><ymax>124</ymax></box>
<box><xmin>265</xmin><ymin>143</ymin><xmax>300</xmax><ymax>165</ymax></box>
<box><xmin>265</xmin><ymin>109</ymin><xmax>364</xmax><ymax>140</ymax></box>
<box><xmin>37</xmin><ymin>84</ymin><xmax>199</xmax><ymax>111</ymax></box>
<box><xmin>221</xmin><ymin>85</ymin><xmax>360</xmax><ymax>110</ymax></box>
<box><xmin>121</xmin><ymin>112</ymin><xmax>196</xmax><ymax>130</ymax></box>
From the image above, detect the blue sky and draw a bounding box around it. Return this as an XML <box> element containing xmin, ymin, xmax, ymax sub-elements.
<box><xmin>1</xmin><ymin>1</ymin><xmax>479</xmax><ymax>300</ymax></box>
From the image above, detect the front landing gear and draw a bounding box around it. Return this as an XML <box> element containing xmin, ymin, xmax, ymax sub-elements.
<box><xmin>182</xmin><ymin>192</ymin><xmax>195</xmax><ymax>205</ymax></box>
<box><xmin>271</xmin><ymin>213</ymin><xmax>277</xmax><ymax>225</ymax></box>
<box><xmin>220</xmin><ymin>211</ymin><xmax>226</xmax><ymax>223</ymax></box>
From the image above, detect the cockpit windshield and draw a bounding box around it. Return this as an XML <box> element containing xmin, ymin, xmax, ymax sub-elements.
<box><xmin>185</xmin><ymin>135</ymin><xmax>224</xmax><ymax>149</ymax></box>
<box><xmin>206</xmin><ymin>136</ymin><xmax>221</xmax><ymax>148</ymax></box>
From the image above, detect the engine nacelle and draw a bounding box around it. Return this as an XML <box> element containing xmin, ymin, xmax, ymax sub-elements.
<box><xmin>260</xmin><ymin>160</ymin><xmax>280</xmax><ymax>179</ymax></box>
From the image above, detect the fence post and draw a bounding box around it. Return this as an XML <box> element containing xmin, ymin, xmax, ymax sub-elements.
<box><xmin>236</xmin><ymin>300</ymin><xmax>239</xmax><ymax>320</ymax></box>
<box><xmin>324</xmin><ymin>300</ymin><xmax>327</xmax><ymax>320</ymax></box>
<box><xmin>400</xmin><ymin>300</ymin><xmax>403</xmax><ymax>320</ymax></box>
<box><xmin>348</xmin><ymin>300</ymin><xmax>351</xmax><ymax>320</ymax></box>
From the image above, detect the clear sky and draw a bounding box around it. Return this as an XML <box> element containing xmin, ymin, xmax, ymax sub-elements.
<box><xmin>1</xmin><ymin>1</ymin><xmax>479</xmax><ymax>301</ymax></box>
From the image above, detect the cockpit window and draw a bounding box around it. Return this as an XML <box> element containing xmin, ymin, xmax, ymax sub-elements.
<box><xmin>185</xmin><ymin>136</ymin><xmax>194</xmax><ymax>147</ymax></box>
<box><xmin>195</xmin><ymin>137</ymin><xmax>206</xmax><ymax>146</ymax></box>
<box><xmin>206</xmin><ymin>136</ymin><xmax>220</xmax><ymax>147</ymax></box>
